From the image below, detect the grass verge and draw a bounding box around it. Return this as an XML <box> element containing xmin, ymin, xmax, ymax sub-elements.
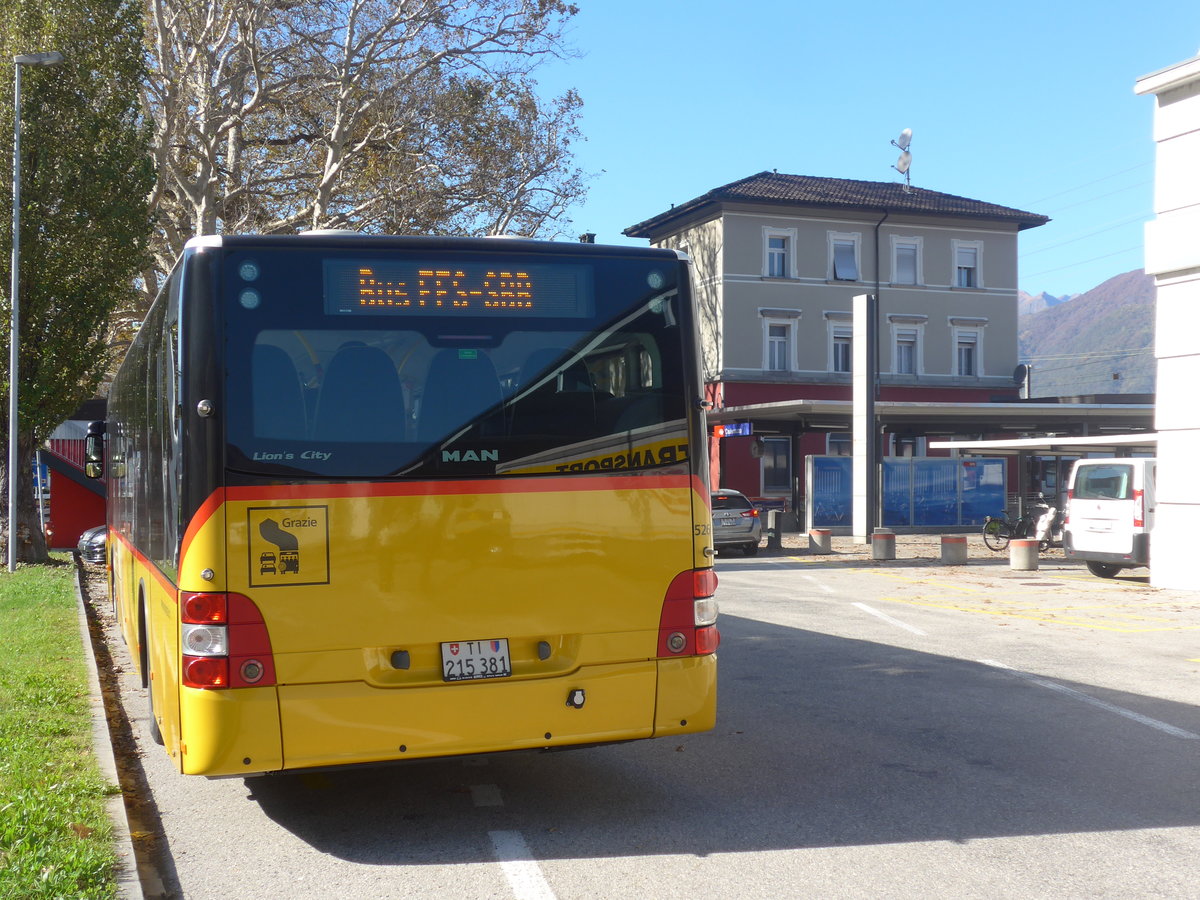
<box><xmin>0</xmin><ymin>558</ymin><xmax>118</xmax><ymax>898</ymax></box>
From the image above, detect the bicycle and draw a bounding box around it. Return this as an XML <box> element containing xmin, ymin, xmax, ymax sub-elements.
<box><xmin>982</xmin><ymin>505</ymin><xmax>1052</xmax><ymax>552</ymax></box>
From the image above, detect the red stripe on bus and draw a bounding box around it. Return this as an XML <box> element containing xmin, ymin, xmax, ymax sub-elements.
<box><xmin>109</xmin><ymin>530</ymin><xmax>178</xmax><ymax>599</ymax></box>
<box><xmin>222</xmin><ymin>472</ymin><xmax>705</xmax><ymax>503</ymax></box>
<box><xmin>179</xmin><ymin>489</ymin><xmax>226</xmax><ymax>570</ymax></box>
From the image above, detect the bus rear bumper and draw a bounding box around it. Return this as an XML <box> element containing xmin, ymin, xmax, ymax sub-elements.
<box><xmin>276</xmin><ymin>661</ymin><xmax>667</xmax><ymax>770</ymax></box>
<box><xmin>179</xmin><ymin>685</ymin><xmax>283</xmax><ymax>777</ymax></box>
<box><xmin>654</xmin><ymin>655</ymin><xmax>717</xmax><ymax>735</ymax></box>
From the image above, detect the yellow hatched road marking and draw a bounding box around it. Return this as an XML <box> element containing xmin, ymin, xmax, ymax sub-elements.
<box><xmin>855</xmin><ymin>569</ymin><xmax>990</xmax><ymax>593</ymax></box>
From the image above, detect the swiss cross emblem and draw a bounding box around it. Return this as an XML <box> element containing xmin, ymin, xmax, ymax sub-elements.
<box><xmin>449</xmin><ymin>643</ymin><xmax>460</xmax><ymax>655</ymax></box>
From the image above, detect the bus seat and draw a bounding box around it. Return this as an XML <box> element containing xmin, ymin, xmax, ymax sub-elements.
<box><xmin>509</xmin><ymin>352</ymin><xmax>605</xmax><ymax>439</ymax></box>
<box><xmin>601</xmin><ymin>392</ymin><xmax>665</xmax><ymax>433</ymax></box>
<box><xmin>516</xmin><ymin>348</ymin><xmax>593</xmax><ymax>393</ymax></box>
<box><xmin>252</xmin><ymin>344</ymin><xmax>307</xmax><ymax>440</ymax></box>
<box><xmin>419</xmin><ymin>349</ymin><xmax>504</xmax><ymax>441</ymax></box>
<box><xmin>313</xmin><ymin>343</ymin><xmax>406</xmax><ymax>441</ymax></box>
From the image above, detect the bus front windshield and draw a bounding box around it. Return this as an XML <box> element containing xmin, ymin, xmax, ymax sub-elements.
<box><xmin>222</xmin><ymin>247</ymin><xmax>690</xmax><ymax>479</ymax></box>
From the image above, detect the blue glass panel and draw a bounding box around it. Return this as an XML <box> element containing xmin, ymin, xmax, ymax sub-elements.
<box><xmin>881</xmin><ymin>460</ymin><xmax>912</xmax><ymax>526</ymax></box>
<box><xmin>811</xmin><ymin>456</ymin><xmax>851</xmax><ymax>527</ymax></box>
<box><xmin>960</xmin><ymin>458</ymin><xmax>1006</xmax><ymax>524</ymax></box>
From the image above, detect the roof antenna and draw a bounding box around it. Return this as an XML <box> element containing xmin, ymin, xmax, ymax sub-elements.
<box><xmin>891</xmin><ymin>128</ymin><xmax>912</xmax><ymax>193</ymax></box>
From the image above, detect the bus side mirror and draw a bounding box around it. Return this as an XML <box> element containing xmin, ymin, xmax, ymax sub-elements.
<box><xmin>84</xmin><ymin>421</ymin><xmax>105</xmax><ymax>480</ymax></box>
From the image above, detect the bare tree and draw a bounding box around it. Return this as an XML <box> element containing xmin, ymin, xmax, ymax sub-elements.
<box><xmin>141</xmin><ymin>0</ymin><xmax>585</xmax><ymax>304</ymax></box>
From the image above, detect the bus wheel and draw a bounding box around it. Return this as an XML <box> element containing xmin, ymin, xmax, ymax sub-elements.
<box><xmin>140</xmin><ymin>601</ymin><xmax>164</xmax><ymax>746</ymax></box>
<box><xmin>1086</xmin><ymin>561</ymin><xmax>1121</xmax><ymax>579</ymax></box>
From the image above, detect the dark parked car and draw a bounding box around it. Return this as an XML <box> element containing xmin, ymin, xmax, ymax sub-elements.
<box><xmin>77</xmin><ymin>525</ymin><xmax>106</xmax><ymax>565</ymax></box>
<box><xmin>711</xmin><ymin>489</ymin><xmax>762</xmax><ymax>556</ymax></box>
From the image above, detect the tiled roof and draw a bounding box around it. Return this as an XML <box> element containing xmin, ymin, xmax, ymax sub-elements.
<box><xmin>624</xmin><ymin>171</ymin><xmax>1049</xmax><ymax>237</ymax></box>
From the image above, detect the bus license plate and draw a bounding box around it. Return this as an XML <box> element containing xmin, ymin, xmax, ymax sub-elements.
<box><xmin>441</xmin><ymin>639</ymin><xmax>512</xmax><ymax>682</ymax></box>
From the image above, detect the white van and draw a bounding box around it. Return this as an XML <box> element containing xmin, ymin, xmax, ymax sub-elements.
<box><xmin>1063</xmin><ymin>458</ymin><xmax>1156</xmax><ymax>578</ymax></box>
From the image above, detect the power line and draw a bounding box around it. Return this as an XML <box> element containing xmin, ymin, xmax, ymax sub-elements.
<box><xmin>1021</xmin><ymin>347</ymin><xmax>1153</xmax><ymax>363</ymax></box>
<box><xmin>1025</xmin><ymin>354</ymin><xmax>1156</xmax><ymax>379</ymax></box>
<box><xmin>1013</xmin><ymin>154</ymin><xmax>1155</xmax><ymax>290</ymax></box>
<box><xmin>1037</xmin><ymin>180</ymin><xmax>1153</xmax><ymax>216</ymax></box>
<box><xmin>1017</xmin><ymin>162</ymin><xmax>1153</xmax><ymax>208</ymax></box>
<box><xmin>1019</xmin><ymin>211</ymin><xmax>1150</xmax><ymax>259</ymax></box>
<box><xmin>1021</xmin><ymin>245</ymin><xmax>1142</xmax><ymax>280</ymax></box>
<box><xmin>1032</xmin><ymin>360</ymin><xmax>1155</xmax><ymax>380</ymax></box>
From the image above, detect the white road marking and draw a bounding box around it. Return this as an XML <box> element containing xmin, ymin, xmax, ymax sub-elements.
<box><xmin>980</xmin><ymin>660</ymin><xmax>1200</xmax><ymax>740</ymax></box>
<box><xmin>471</xmin><ymin>784</ymin><xmax>504</xmax><ymax>807</ymax></box>
<box><xmin>489</xmin><ymin>830</ymin><xmax>558</xmax><ymax>900</ymax></box>
<box><xmin>852</xmin><ymin>601</ymin><xmax>928</xmax><ymax>635</ymax></box>
<box><xmin>800</xmin><ymin>573</ymin><xmax>836</xmax><ymax>594</ymax></box>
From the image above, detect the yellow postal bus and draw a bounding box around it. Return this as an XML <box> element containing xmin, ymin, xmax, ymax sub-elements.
<box><xmin>86</xmin><ymin>234</ymin><xmax>718</xmax><ymax>776</ymax></box>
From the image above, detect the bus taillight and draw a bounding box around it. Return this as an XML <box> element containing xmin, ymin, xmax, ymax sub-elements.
<box><xmin>182</xmin><ymin>655</ymin><xmax>229</xmax><ymax>689</ymax></box>
<box><xmin>658</xmin><ymin>568</ymin><xmax>720</xmax><ymax>657</ymax></box>
<box><xmin>182</xmin><ymin>592</ymin><xmax>227</xmax><ymax>623</ymax></box>
<box><xmin>181</xmin><ymin>592</ymin><xmax>276</xmax><ymax>690</ymax></box>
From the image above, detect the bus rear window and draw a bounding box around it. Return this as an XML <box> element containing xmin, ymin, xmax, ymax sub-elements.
<box><xmin>222</xmin><ymin>247</ymin><xmax>690</xmax><ymax>479</ymax></box>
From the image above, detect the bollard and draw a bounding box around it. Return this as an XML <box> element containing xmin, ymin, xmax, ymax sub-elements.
<box><xmin>870</xmin><ymin>530</ymin><xmax>895</xmax><ymax>561</ymax></box>
<box><xmin>1009</xmin><ymin>538</ymin><xmax>1039</xmax><ymax>571</ymax></box>
<box><xmin>809</xmin><ymin>528</ymin><xmax>832</xmax><ymax>554</ymax></box>
<box><xmin>767</xmin><ymin>510</ymin><xmax>782</xmax><ymax>550</ymax></box>
<box><xmin>941</xmin><ymin>535</ymin><xmax>968</xmax><ymax>565</ymax></box>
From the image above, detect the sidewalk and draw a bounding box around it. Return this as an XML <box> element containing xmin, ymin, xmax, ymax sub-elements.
<box><xmin>73</xmin><ymin>562</ymin><xmax>143</xmax><ymax>899</ymax></box>
<box><xmin>770</xmin><ymin>530</ymin><xmax>1044</xmax><ymax>562</ymax></box>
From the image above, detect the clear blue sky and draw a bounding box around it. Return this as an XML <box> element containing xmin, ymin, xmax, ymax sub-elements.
<box><xmin>537</xmin><ymin>1</ymin><xmax>1200</xmax><ymax>298</ymax></box>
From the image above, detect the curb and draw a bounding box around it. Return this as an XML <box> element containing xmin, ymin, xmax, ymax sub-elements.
<box><xmin>73</xmin><ymin>560</ymin><xmax>144</xmax><ymax>900</ymax></box>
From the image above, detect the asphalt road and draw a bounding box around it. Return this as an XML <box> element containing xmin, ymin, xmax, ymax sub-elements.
<box><xmin>92</xmin><ymin>551</ymin><xmax>1200</xmax><ymax>899</ymax></box>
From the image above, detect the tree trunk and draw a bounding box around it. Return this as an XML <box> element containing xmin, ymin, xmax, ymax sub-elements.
<box><xmin>1</xmin><ymin>436</ymin><xmax>51</xmax><ymax>566</ymax></box>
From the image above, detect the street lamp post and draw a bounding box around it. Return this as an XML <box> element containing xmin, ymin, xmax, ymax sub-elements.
<box><xmin>8</xmin><ymin>50</ymin><xmax>64</xmax><ymax>572</ymax></box>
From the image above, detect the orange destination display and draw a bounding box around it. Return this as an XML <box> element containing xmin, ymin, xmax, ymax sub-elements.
<box><xmin>324</xmin><ymin>259</ymin><xmax>593</xmax><ymax>317</ymax></box>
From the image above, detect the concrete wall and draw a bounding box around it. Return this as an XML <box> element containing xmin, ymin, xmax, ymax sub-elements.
<box><xmin>1136</xmin><ymin>55</ymin><xmax>1200</xmax><ymax>590</ymax></box>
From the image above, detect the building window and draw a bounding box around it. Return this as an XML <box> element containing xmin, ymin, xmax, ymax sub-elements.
<box><xmin>761</xmin><ymin>309</ymin><xmax>801</xmax><ymax>371</ymax></box>
<box><xmin>888</xmin><ymin>315</ymin><xmax>926</xmax><ymax>376</ymax></box>
<box><xmin>953</xmin><ymin>241</ymin><xmax>982</xmax><ymax>288</ymax></box>
<box><xmin>768</xmin><ymin>237</ymin><xmax>787</xmax><ymax>278</ymax></box>
<box><xmin>832</xmin><ymin>327</ymin><xmax>852</xmax><ymax>373</ymax></box>
<box><xmin>892</xmin><ymin>236</ymin><xmax>921</xmax><ymax>285</ymax></box>
<box><xmin>762</xmin><ymin>437</ymin><xmax>791</xmax><ymax>493</ymax></box>
<box><xmin>956</xmin><ymin>330</ymin><xmax>979</xmax><ymax>376</ymax></box>
<box><xmin>828</xmin><ymin>232</ymin><xmax>861</xmax><ymax>281</ymax></box>
<box><xmin>763</xmin><ymin>227</ymin><xmax>797</xmax><ymax>278</ymax></box>
<box><xmin>895</xmin><ymin>330</ymin><xmax>917</xmax><ymax>374</ymax></box>
<box><xmin>767</xmin><ymin>322</ymin><xmax>791</xmax><ymax>371</ymax></box>
<box><xmin>828</xmin><ymin>432</ymin><xmax>851</xmax><ymax>456</ymax></box>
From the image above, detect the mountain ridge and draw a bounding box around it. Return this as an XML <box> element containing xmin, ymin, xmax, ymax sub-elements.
<box><xmin>1017</xmin><ymin>269</ymin><xmax>1154</xmax><ymax>398</ymax></box>
<box><xmin>1017</xmin><ymin>289</ymin><xmax>1078</xmax><ymax>316</ymax></box>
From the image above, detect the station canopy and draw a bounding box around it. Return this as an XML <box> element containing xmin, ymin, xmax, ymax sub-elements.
<box><xmin>706</xmin><ymin>398</ymin><xmax>1154</xmax><ymax>445</ymax></box>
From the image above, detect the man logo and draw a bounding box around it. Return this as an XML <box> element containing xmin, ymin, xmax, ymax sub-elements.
<box><xmin>442</xmin><ymin>449</ymin><xmax>500</xmax><ymax>462</ymax></box>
